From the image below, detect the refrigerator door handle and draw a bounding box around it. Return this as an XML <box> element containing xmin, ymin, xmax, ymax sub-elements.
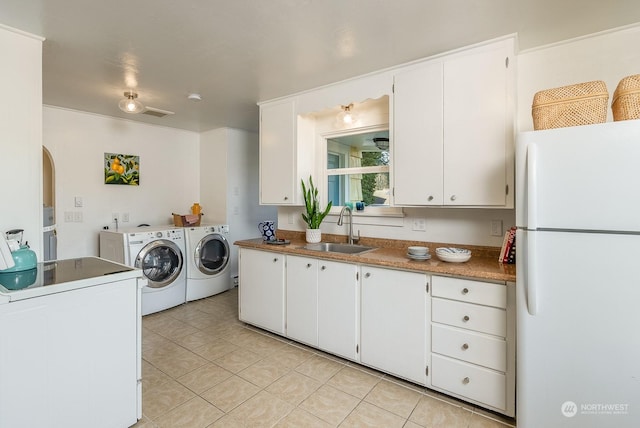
<box><xmin>527</xmin><ymin>142</ymin><xmax>538</xmax><ymax>230</ymax></box>
<box><xmin>526</xmin><ymin>231</ymin><xmax>538</xmax><ymax>315</ymax></box>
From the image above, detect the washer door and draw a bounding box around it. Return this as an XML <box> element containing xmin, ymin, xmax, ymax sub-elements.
<box><xmin>135</xmin><ymin>240</ymin><xmax>183</xmax><ymax>288</ymax></box>
<box><xmin>195</xmin><ymin>234</ymin><xmax>229</xmax><ymax>275</ymax></box>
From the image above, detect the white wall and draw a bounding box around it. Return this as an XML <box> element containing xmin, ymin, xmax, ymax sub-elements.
<box><xmin>43</xmin><ymin>106</ymin><xmax>200</xmax><ymax>258</ymax></box>
<box><xmin>200</xmin><ymin>128</ymin><xmax>276</xmax><ymax>278</ymax></box>
<box><xmin>0</xmin><ymin>25</ymin><xmax>43</xmax><ymax>256</ymax></box>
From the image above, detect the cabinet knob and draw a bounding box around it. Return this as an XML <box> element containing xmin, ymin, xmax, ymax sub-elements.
<box><xmin>321</xmin><ymin>266</ymin><xmax>326</xmax><ymax>271</ymax></box>
<box><xmin>283</xmin><ymin>196</ymin><xmax>288</xmax><ymax>201</ymax></box>
<box><xmin>462</xmin><ymin>343</ymin><xmax>469</xmax><ymax>350</ymax></box>
<box><xmin>273</xmin><ymin>258</ymin><xmax>278</xmax><ymax>263</ymax></box>
<box><xmin>364</xmin><ymin>272</ymin><xmax>371</xmax><ymax>278</ymax></box>
<box><xmin>463</xmin><ymin>315</ymin><xmax>470</xmax><ymax>322</ymax></box>
<box><xmin>306</xmin><ymin>263</ymin><xmax>312</xmax><ymax>268</ymax></box>
<box><xmin>427</xmin><ymin>195</ymin><xmax>434</xmax><ymax>201</ymax></box>
<box><xmin>450</xmin><ymin>195</ymin><xmax>457</xmax><ymax>201</ymax></box>
<box><xmin>461</xmin><ymin>288</ymin><xmax>469</xmax><ymax>295</ymax></box>
<box><xmin>462</xmin><ymin>377</ymin><xmax>470</xmax><ymax>385</ymax></box>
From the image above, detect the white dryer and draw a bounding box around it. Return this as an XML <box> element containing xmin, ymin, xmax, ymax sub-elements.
<box><xmin>184</xmin><ymin>224</ymin><xmax>230</xmax><ymax>301</ymax></box>
<box><xmin>99</xmin><ymin>226</ymin><xmax>186</xmax><ymax>315</ymax></box>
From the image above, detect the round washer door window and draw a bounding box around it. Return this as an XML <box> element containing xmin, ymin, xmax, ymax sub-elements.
<box><xmin>135</xmin><ymin>240</ymin><xmax>183</xmax><ymax>288</ymax></box>
<box><xmin>195</xmin><ymin>234</ymin><xmax>230</xmax><ymax>275</ymax></box>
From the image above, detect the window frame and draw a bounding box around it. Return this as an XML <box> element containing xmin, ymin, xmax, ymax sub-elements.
<box><xmin>320</xmin><ymin>124</ymin><xmax>403</xmax><ymax>219</ymax></box>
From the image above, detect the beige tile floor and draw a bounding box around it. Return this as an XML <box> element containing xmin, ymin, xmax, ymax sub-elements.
<box><xmin>134</xmin><ymin>287</ymin><xmax>516</xmax><ymax>428</ymax></box>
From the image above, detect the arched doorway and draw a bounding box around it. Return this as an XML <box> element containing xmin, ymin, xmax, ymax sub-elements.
<box><xmin>43</xmin><ymin>147</ymin><xmax>57</xmax><ymax>260</ymax></box>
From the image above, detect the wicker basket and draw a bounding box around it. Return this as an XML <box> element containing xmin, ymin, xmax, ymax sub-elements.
<box><xmin>612</xmin><ymin>74</ymin><xmax>640</xmax><ymax>121</ymax></box>
<box><xmin>532</xmin><ymin>80</ymin><xmax>609</xmax><ymax>130</ymax></box>
<box><xmin>172</xmin><ymin>213</ymin><xmax>201</xmax><ymax>227</ymax></box>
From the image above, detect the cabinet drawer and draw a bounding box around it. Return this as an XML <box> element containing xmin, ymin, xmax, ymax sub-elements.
<box><xmin>432</xmin><ymin>324</ymin><xmax>506</xmax><ymax>372</ymax></box>
<box><xmin>432</xmin><ymin>298</ymin><xmax>506</xmax><ymax>337</ymax></box>
<box><xmin>432</xmin><ymin>276</ymin><xmax>506</xmax><ymax>308</ymax></box>
<box><xmin>432</xmin><ymin>354</ymin><xmax>506</xmax><ymax>411</ymax></box>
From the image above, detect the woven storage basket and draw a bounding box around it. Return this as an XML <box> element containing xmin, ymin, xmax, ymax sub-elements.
<box><xmin>532</xmin><ymin>80</ymin><xmax>609</xmax><ymax>130</ymax></box>
<box><xmin>612</xmin><ymin>74</ymin><xmax>640</xmax><ymax>121</ymax></box>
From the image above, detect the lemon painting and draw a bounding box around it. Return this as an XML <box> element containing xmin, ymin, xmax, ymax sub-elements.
<box><xmin>104</xmin><ymin>153</ymin><xmax>140</xmax><ymax>185</ymax></box>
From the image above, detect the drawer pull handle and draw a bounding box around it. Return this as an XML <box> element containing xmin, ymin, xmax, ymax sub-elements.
<box><xmin>461</xmin><ymin>288</ymin><xmax>469</xmax><ymax>295</ymax></box>
<box><xmin>273</xmin><ymin>258</ymin><xmax>278</xmax><ymax>263</ymax></box>
<box><xmin>428</xmin><ymin>195</ymin><xmax>434</xmax><ymax>201</ymax></box>
<box><xmin>462</xmin><ymin>377</ymin><xmax>470</xmax><ymax>385</ymax></box>
<box><xmin>321</xmin><ymin>266</ymin><xmax>326</xmax><ymax>271</ymax></box>
<box><xmin>463</xmin><ymin>315</ymin><xmax>470</xmax><ymax>322</ymax></box>
<box><xmin>284</xmin><ymin>196</ymin><xmax>288</xmax><ymax>201</ymax></box>
<box><xmin>462</xmin><ymin>343</ymin><xmax>469</xmax><ymax>350</ymax></box>
<box><xmin>306</xmin><ymin>263</ymin><xmax>312</xmax><ymax>268</ymax></box>
<box><xmin>365</xmin><ymin>272</ymin><xmax>371</xmax><ymax>278</ymax></box>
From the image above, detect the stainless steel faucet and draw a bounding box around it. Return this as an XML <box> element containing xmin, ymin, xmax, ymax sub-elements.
<box><xmin>337</xmin><ymin>206</ymin><xmax>360</xmax><ymax>244</ymax></box>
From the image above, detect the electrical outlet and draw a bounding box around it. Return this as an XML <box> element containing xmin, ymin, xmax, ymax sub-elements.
<box><xmin>122</xmin><ymin>213</ymin><xmax>130</xmax><ymax>222</ymax></box>
<box><xmin>112</xmin><ymin>213</ymin><xmax>119</xmax><ymax>223</ymax></box>
<box><xmin>64</xmin><ymin>212</ymin><xmax>74</xmax><ymax>222</ymax></box>
<box><xmin>73</xmin><ymin>211</ymin><xmax>83</xmax><ymax>222</ymax></box>
<box><xmin>490</xmin><ymin>220</ymin><xmax>503</xmax><ymax>236</ymax></box>
<box><xmin>412</xmin><ymin>218</ymin><xmax>426</xmax><ymax>231</ymax></box>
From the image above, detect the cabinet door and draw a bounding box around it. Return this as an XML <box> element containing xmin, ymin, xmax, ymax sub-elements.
<box><xmin>317</xmin><ymin>260</ymin><xmax>359</xmax><ymax>361</ymax></box>
<box><xmin>260</xmin><ymin>99</ymin><xmax>297</xmax><ymax>205</ymax></box>
<box><xmin>238</xmin><ymin>249</ymin><xmax>285</xmax><ymax>334</ymax></box>
<box><xmin>360</xmin><ymin>266</ymin><xmax>429</xmax><ymax>384</ymax></box>
<box><xmin>0</xmin><ymin>280</ymin><xmax>139</xmax><ymax>428</ymax></box>
<box><xmin>393</xmin><ymin>61</ymin><xmax>444</xmax><ymax>205</ymax></box>
<box><xmin>286</xmin><ymin>255</ymin><xmax>318</xmax><ymax>346</ymax></box>
<box><xmin>443</xmin><ymin>41</ymin><xmax>510</xmax><ymax>206</ymax></box>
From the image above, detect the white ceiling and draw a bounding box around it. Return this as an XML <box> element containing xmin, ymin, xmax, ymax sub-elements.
<box><xmin>1</xmin><ymin>0</ymin><xmax>639</xmax><ymax>133</ymax></box>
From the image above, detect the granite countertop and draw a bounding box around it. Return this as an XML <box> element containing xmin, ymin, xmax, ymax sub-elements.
<box><xmin>235</xmin><ymin>230</ymin><xmax>516</xmax><ymax>283</ymax></box>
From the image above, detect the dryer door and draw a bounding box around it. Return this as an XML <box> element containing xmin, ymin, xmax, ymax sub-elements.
<box><xmin>195</xmin><ymin>234</ymin><xmax>229</xmax><ymax>275</ymax></box>
<box><xmin>135</xmin><ymin>240</ymin><xmax>183</xmax><ymax>288</ymax></box>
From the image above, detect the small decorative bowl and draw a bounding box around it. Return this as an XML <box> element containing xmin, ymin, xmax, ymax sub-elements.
<box><xmin>407</xmin><ymin>246</ymin><xmax>429</xmax><ymax>256</ymax></box>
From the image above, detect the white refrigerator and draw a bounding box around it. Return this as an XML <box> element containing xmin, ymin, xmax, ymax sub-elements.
<box><xmin>516</xmin><ymin>120</ymin><xmax>640</xmax><ymax>428</ymax></box>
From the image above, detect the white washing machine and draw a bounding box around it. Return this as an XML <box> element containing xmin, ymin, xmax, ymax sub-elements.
<box><xmin>184</xmin><ymin>224</ymin><xmax>231</xmax><ymax>301</ymax></box>
<box><xmin>99</xmin><ymin>226</ymin><xmax>186</xmax><ymax>315</ymax></box>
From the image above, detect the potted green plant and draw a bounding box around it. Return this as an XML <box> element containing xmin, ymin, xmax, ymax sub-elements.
<box><xmin>301</xmin><ymin>176</ymin><xmax>332</xmax><ymax>243</ymax></box>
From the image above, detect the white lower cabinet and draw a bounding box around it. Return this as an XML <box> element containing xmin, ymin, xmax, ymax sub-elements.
<box><xmin>237</xmin><ymin>249</ymin><xmax>515</xmax><ymax>416</ymax></box>
<box><xmin>285</xmin><ymin>255</ymin><xmax>318</xmax><ymax>346</ymax></box>
<box><xmin>238</xmin><ymin>248</ymin><xmax>285</xmax><ymax>335</ymax></box>
<box><xmin>431</xmin><ymin>275</ymin><xmax>515</xmax><ymax>416</ymax></box>
<box><xmin>360</xmin><ymin>266</ymin><xmax>429</xmax><ymax>385</ymax></box>
<box><xmin>317</xmin><ymin>259</ymin><xmax>359</xmax><ymax>361</ymax></box>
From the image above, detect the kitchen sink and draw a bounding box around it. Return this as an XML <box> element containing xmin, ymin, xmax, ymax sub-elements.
<box><xmin>301</xmin><ymin>243</ymin><xmax>377</xmax><ymax>255</ymax></box>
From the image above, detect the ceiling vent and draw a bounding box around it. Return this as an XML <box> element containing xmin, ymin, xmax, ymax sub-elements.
<box><xmin>142</xmin><ymin>106</ymin><xmax>175</xmax><ymax>118</ymax></box>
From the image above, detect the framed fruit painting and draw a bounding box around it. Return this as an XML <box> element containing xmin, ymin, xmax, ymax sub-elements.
<box><xmin>104</xmin><ymin>153</ymin><xmax>140</xmax><ymax>185</ymax></box>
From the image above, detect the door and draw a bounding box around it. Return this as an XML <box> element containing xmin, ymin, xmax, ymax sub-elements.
<box><xmin>393</xmin><ymin>61</ymin><xmax>444</xmax><ymax>205</ymax></box>
<box><xmin>443</xmin><ymin>42</ymin><xmax>509</xmax><ymax>206</ymax></box>
<box><xmin>238</xmin><ymin>249</ymin><xmax>285</xmax><ymax>334</ymax></box>
<box><xmin>317</xmin><ymin>260</ymin><xmax>358</xmax><ymax>360</ymax></box>
<box><xmin>360</xmin><ymin>266</ymin><xmax>428</xmax><ymax>384</ymax></box>
<box><xmin>286</xmin><ymin>255</ymin><xmax>318</xmax><ymax>346</ymax></box>
<box><xmin>517</xmin><ymin>122</ymin><xmax>640</xmax><ymax>232</ymax></box>
<box><xmin>195</xmin><ymin>234</ymin><xmax>229</xmax><ymax>275</ymax></box>
<box><xmin>517</xmin><ymin>230</ymin><xmax>640</xmax><ymax>428</ymax></box>
<box><xmin>135</xmin><ymin>240</ymin><xmax>183</xmax><ymax>288</ymax></box>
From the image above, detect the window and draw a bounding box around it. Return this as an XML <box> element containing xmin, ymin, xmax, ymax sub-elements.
<box><xmin>326</xmin><ymin>128</ymin><xmax>390</xmax><ymax>208</ymax></box>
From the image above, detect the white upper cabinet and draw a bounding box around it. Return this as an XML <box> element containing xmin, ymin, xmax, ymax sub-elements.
<box><xmin>393</xmin><ymin>38</ymin><xmax>514</xmax><ymax>208</ymax></box>
<box><xmin>259</xmin><ymin>99</ymin><xmax>299</xmax><ymax>205</ymax></box>
<box><xmin>393</xmin><ymin>61</ymin><xmax>444</xmax><ymax>205</ymax></box>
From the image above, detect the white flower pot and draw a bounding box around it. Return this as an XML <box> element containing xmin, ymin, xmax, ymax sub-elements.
<box><xmin>305</xmin><ymin>228</ymin><xmax>322</xmax><ymax>243</ymax></box>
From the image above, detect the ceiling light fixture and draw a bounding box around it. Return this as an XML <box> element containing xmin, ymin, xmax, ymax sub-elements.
<box><xmin>118</xmin><ymin>90</ymin><xmax>144</xmax><ymax>114</ymax></box>
<box><xmin>187</xmin><ymin>93</ymin><xmax>202</xmax><ymax>101</ymax></box>
<box><xmin>337</xmin><ymin>103</ymin><xmax>357</xmax><ymax>125</ymax></box>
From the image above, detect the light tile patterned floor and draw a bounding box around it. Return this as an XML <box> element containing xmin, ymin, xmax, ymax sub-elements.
<box><xmin>134</xmin><ymin>288</ymin><xmax>516</xmax><ymax>427</ymax></box>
